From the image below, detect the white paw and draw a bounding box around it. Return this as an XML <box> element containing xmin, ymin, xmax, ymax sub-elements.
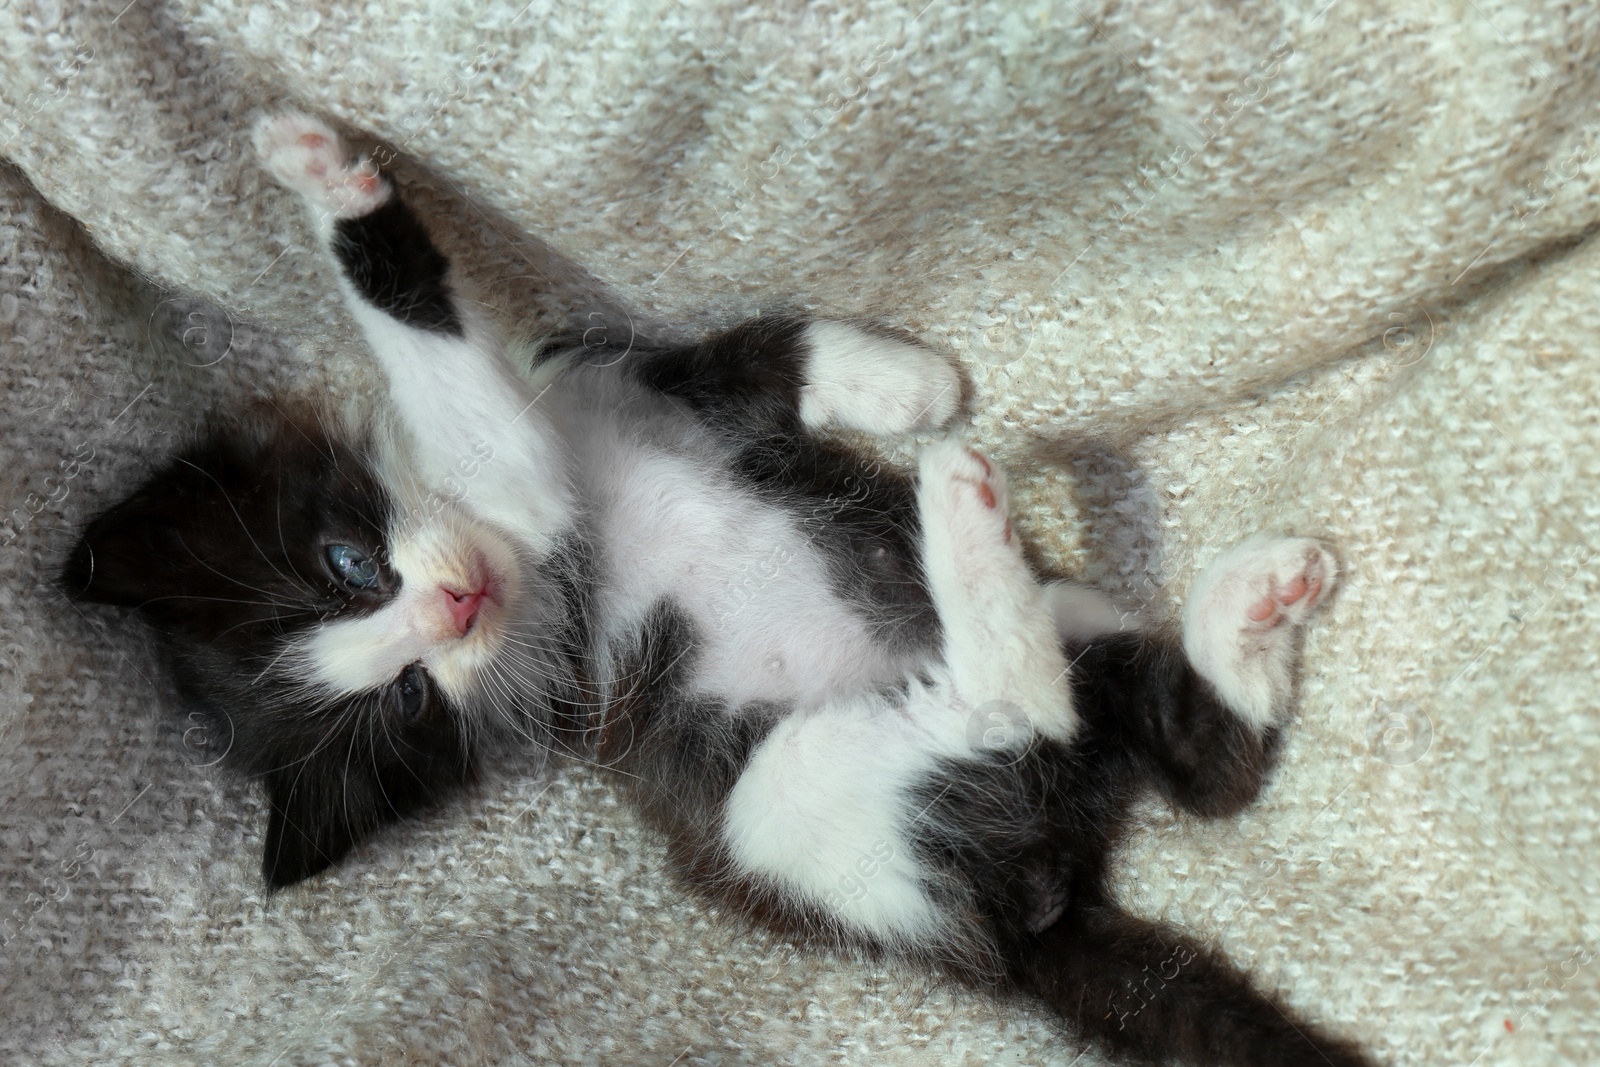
<box><xmin>917</xmin><ymin>438</ymin><xmax>1075</xmax><ymax>743</ymax></box>
<box><xmin>917</xmin><ymin>437</ymin><xmax>1013</xmax><ymax>550</ymax></box>
<box><xmin>799</xmin><ymin>322</ymin><xmax>962</xmax><ymax>436</ymax></box>
<box><xmin>1182</xmin><ymin>536</ymin><xmax>1338</xmax><ymax>731</ymax></box>
<box><xmin>253</xmin><ymin>110</ymin><xmax>390</xmax><ymax>219</ymax></box>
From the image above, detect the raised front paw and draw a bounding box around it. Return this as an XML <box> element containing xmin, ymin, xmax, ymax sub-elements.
<box><xmin>1182</xmin><ymin>536</ymin><xmax>1339</xmax><ymax>730</ymax></box>
<box><xmin>798</xmin><ymin>321</ymin><xmax>962</xmax><ymax>436</ymax></box>
<box><xmin>253</xmin><ymin>110</ymin><xmax>390</xmax><ymax>219</ymax></box>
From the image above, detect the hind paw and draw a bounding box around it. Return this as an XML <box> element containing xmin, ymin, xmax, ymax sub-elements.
<box><xmin>1241</xmin><ymin>542</ymin><xmax>1332</xmax><ymax>631</ymax></box>
<box><xmin>1195</xmin><ymin>537</ymin><xmax>1335</xmax><ymax>635</ymax></box>
<box><xmin>1183</xmin><ymin>536</ymin><xmax>1338</xmax><ymax>730</ymax></box>
<box><xmin>253</xmin><ymin>110</ymin><xmax>390</xmax><ymax>219</ymax></box>
<box><xmin>919</xmin><ymin>438</ymin><xmax>1013</xmax><ymax>548</ymax></box>
<box><xmin>914</xmin><ymin>439</ymin><xmax>1072</xmax><ymax>739</ymax></box>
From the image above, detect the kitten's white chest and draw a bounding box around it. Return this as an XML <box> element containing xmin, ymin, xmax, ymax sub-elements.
<box><xmin>594</xmin><ymin>448</ymin><xmax>897</xmax><ymax>709</ymax></box>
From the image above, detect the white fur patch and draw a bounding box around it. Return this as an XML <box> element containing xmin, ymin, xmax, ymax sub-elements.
<box><xmin>799</xmin><ymin>321</ymin><xmax>961</xmax><ymax>436</ymax></box>
<box><xmin>1181</xmin><ymin>536</ymin><xmax>1337</xmax><ymax>730</ymax></box>
<box><xmin>354</xmin><ymin>303</ymin><xmax>576</xmax><ymax>551</ymax></box>
<box><xmin>723</xmin><ymin>678</ymin><xmax>979</xmax><ymax>944</ymax></box>
<box><xmin>915</xmin><ymin>438</ymin><xmax>1076</xmax><ymax>742</ymax></box>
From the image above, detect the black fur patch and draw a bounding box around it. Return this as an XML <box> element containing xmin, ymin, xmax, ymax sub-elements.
<box><xmin>623</xmin><ymin>317</ymin><xmax>809</xmax><ymax>431</ymax></box>
<box><xmin>333</xmin><ymin>196</ymin><xmax>463</xmax><ymax>335</ymax></box>
<box><xmin>597</xmin><ymin>315</ymin><xmax>939</xmax><ymax>652</ymax></box>
<box><xmin>1021</xmin><ymin>895</ymin><xmax>1373</xmax><ymax>1066</ymax></box>
<box><xmin>1065</xmin><ymin>632</ymin><xmax>1279</xmax><ymax>818</ymax></box>
<box><xmin>597</xmin><ymin>600</ymin><xmax>777</xmax><ymax>825</ymax></box>
<box><xmin>738</xmin><ymin>433</ymin><xmax>937</xmax><ymax>654</ymax></box>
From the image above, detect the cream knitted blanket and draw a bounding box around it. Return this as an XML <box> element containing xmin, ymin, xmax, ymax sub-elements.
<box><xmin>2</xmin><ymin>1</ymin><xmax>1597</xmax><ymax>1063</ymax></box>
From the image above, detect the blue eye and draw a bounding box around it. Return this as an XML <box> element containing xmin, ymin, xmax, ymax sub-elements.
<box><xmin>325</xmin><ymin>543</ymin><xmax>379</xmax><ymax>589</ymax></box>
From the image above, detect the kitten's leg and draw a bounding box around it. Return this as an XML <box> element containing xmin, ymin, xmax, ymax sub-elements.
<box><xmin>721</xmin><ymin>688</ymin><xmax>958</xmax><ymax>945</ymax></box>
<box><xmin>598</xmin><ymin>605</ymin><xmax>948</xmax><ymax>947</ymax></box>
<box><xmin>1021</xmin><ymin>897</ymin><xmax>1377</xmax><ymax>1067</ymax></box>
<box><xmin>1065</xmin><ymin>537</ymin><xmax>1337</xmax><ymax>817</ymax></box>
<box><xmin>797</xmin><ymin>321</ymin><xmax>962</xmax><ymax>436</ymax></box>
<box><xmin>253</xmin><ymin>111</ymin><xmax>572</xmax><ymax>545</ymax></box>
<box><xmin>916</xmin><ymin>438</ymin><xmax>1076</xmax><ymax>743</ymax></box>
<box><xmin>1065</xmin><ymin>632</ymin><xmax>1272</xmax><ymax>816</ymax></box>
<box><xmin>617</xmin><ymin>318</ymin><xmax>960</xmax><ymax>437</ymax></box>
<box><xmin>718</xmin><ymin>439</ymin><xmax>1081</xmax><ymax>946</ymax></box>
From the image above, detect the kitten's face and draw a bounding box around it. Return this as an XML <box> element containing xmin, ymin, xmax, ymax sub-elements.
<box><xmin>296</xmin><ymin>498</ymin><xmax>524</xmax><ymax>716</ymax></box>
<box><xmin>62</xmin><ymin>409</ymin><xmax>567</xmax><ymax>887</ymax></box>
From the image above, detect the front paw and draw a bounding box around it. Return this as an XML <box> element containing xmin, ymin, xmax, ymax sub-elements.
<box><xmin>253</xmin><ymin>110</ymin><xmax>391</xmax><ymax>220</ymax></box>
<box><xmin>798</xmin><ymin>321</ymin><xmax>962</xmax><ymax>436</ymax></box>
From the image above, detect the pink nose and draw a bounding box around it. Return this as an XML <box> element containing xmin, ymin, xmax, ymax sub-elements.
<box><xmin>442</xmin><ymin>583</ymin><xmax>488</xmax><ymax>635</ymax></box>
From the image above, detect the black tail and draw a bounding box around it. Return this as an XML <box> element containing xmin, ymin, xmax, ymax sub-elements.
<box><xmin>1017</xmin><ymin>898</ymin><xmax>1375</xmax><ymax>1067</ymax></box>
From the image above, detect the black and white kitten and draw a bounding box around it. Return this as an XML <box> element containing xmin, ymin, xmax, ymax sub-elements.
<box><xmin>60</xmin><ymin>112</ymin><xmax>1373</xmax><ymax>1067</ymax></box>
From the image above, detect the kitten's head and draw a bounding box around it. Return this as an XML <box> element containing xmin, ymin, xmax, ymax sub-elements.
<box><xmin>62</xmin><ymin>406</ymin><xmax>578</xmax><ymax>888</ymax></box>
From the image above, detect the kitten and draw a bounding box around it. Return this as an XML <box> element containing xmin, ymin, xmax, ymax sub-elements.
<box><xmin>59</xmin><ymin>111</ymin><xmax>1373</xmax><ymax>1067</ymax></box>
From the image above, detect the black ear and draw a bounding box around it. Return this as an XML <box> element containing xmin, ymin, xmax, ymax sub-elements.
<box><xmin>58</xmin><ymin>417</ymin><xmax>389</xmax><ymax>634</ymax></box>
<box><xmin>260</xmin><ymin>764</ymin><xmax>376</xmax><ymax>889</ymax></box>
<box><xmin>257</xmin><ymin>720</ymin><xmax>476</xmax><ymax>889</ymax></box>
<box><xmin>57</xmin><ymin>428</ymin><xmax>281</xmax><ymax>616</ymax></box>
<box><xmin>59</xmin><ymin>476</ymin><xmax>197</xmax><ymax>608</ymax></box>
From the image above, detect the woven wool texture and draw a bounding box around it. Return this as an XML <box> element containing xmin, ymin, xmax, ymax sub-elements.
<box><xmin>3</xmin><ymin>1</ymin><xmax>1598</xmax><ymax>1064</ymax></box>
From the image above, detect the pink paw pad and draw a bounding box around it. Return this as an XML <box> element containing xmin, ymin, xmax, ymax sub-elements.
<box><xmin>953</xmin><ymin>448</ymin><xmax>1011</xmax><ymax>542</ymax></box>
<box><xmin>917</xmin><ymin>438</ymin><xmax>1023</xmax><ymax>550</ymax></box>
<box><xmin>254</xmin><ymin>111</ymin><xmax>390</xmax><ymax>219</ymax></box>
<box><xmin>957</xmin><ymin>449</ymin><xmax>1000</xmax><ymax>506</ymax></box>
<box><xmin>1245</xmin><ymin>550</ymin><xmax>1327</xmax><ymax>629</ymax></box>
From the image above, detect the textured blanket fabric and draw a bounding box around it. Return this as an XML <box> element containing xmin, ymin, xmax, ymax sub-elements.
<box><xmin>2</xmin><ymin>1</ymin><xmax>1598</xmax><ymax>1064</ymax></box>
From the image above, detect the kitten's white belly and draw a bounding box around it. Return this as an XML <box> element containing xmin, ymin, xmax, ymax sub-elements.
<box><xmin>595</xmin><ymin>448</ymin><xmax>895</xmax><ymax>709</ymax></box>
